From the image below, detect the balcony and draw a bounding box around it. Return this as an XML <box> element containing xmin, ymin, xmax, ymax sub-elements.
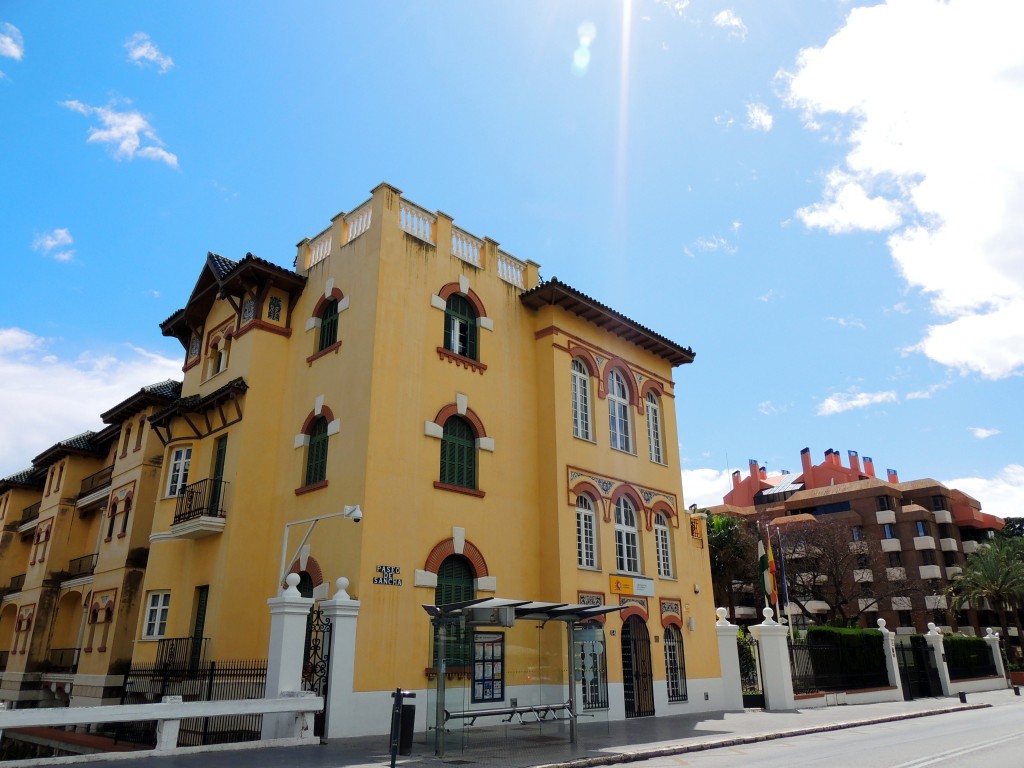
<box><xmin>881</xmin><ymin>538</ymin><xmax>902</xmax><ymax>552</ymax></box>
<box><xmin>45</xmin><ymin>647</ymin><xmax>80</xmax><ymax>675</ymax></box>
<box><xmin>962</xmin><ymin>540</ymin><xmax>981</xmax><ymax>555</ymax></box>
<box><xmin>933</xmin><ymin>509</ymin><xmax>952</xmax><ymax>524</ymax></box>
<box><xmin>886</xmin><ymin>567</ymin><xmax>907</xmax><ymax>581</ymax></box>
<box><xmin>940</xmin><ymin>537</ymin><xmax>958</xmax><ymax>552</ymax></box>
<box><xmin>0</xmin><ymin>650</ymin><xmax>9</xmax><ymax>671</ymax></box>
<box><xmin>876</xmin><ymin>510</ymin><xmax>896</xmax><ymax>525</ymax></box>
<box><xmin>946</xmin><ymin>566</ymin><xmax>963</xmax><ymax>579</ymax></box>
<box><xmin>169</xmin><ymin>479</ymin><xmax>228</xmax><ymax>540</ymax></box>
<box><xmin>65</xmin><ymin>553</ymin><xmax>98</xmax><ymax>580</ymax></box>
<box><xmin>77</xmin><ymin>466</ymin><xmax>114</xmax><ymax>513</ymax></box>
<box><xmin>914</xmin><ymin>536</ymin><xmax>936</xmax><ymax>550</ymax></box>
<box><xmin>8</xmin><ymin>574</ymin><xmax>26</xmax><ymax>594</ymax></box>
<box><xmin>925</xmin><ymin>594</ymin><xmax>948</xmax><ymax>610</ymax></box>
<box><xmin>891</xmin><ymin>596</ymin><xmax>912</xmax><ymax>611</ymax></box>
<box><xmin>19</xmin><ymin>502</ymin><xmax>41</xmax><ymax>528</ymax></box>
<box><xmin>854</xmin><ymin>569</ymin><xmax>874</xmax><ymax>582</ymax></box>
<box><xmin>859</xmin><ymin>598</ymin><xmax>880</xmax><ymax>612</ymax></box>
<box><xmin>919</xmin><ymin>564</ymin><xmax>943</xmax><ymax>580</ymax></box>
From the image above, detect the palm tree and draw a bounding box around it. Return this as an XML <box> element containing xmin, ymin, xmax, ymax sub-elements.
<box><xmin>949</xmin><ymin>537</ymin><xmax>1024</xmax><ymax>652</ymax></box>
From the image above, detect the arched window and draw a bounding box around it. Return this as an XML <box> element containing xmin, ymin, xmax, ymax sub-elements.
<box><xmin>305</xmin><ymin>417</ymin><xmax>330</xmax><ymax>486</ymax></box>
<box><xmin>434</xmin><ymin>555</ymin><xmax>475</xmax><ymax>666</ymax></box>
<box><xmin>654</xmin><ymin>512</ymin><xmax>673</xmax><ymax>578</ymax></box>
<box><xmin>440</xmin><ymin>416</ymin><xmax>476</xmax><ymax>489</ymax></box>
<box><xmin>615</xmin><ymin>496</ymin><xmax>640</xmax><ymax>574</ymax></box>
<box><xmin>444</xmin><ymin>294</ymin><xmax>478</xmax><ymax>360</ymax></box>
<box><xmin>608</xmin><ymin>370</ymin><xmax>632</xmax><ymax>453</ymax></box>
<box><xmin>576</xmin><ymin>495</ymin><xmax>597</xmax><ymax>568</ymax></box>
<box><xmin>646</xmin><ymin>391</ymin><xmax>663</xmax><ymax>463</ymax></box>
<box><xmin>318</xmin><ymin>299</ymin><xmax>339</xmax><ymax>351</ymax></box>
<box><xmin>571</xmin><ymin>359</ymin><xmax>592</xmax><ymax>440</ymax></box>
<box><xmin>664</xmin><ymin>625</ymin><xmax>688</xmax><ymax>702</ymax></box>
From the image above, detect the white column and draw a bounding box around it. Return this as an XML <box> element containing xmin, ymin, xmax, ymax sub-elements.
<box><xmin>923</xmin><ymin>623</ymin><xmax>952</xmax><ymax>696</ymax></box>
<box><xmin>983</xmin><ymin>628</ymin><xmax>1008</xmax><ymax>680</ymax></box>
<box><xmin>714</xmin><ymin>608</ymin><xmax>743</xmax><ymax>710</ymax></box>
<box><xmin>262</xmin><ymin>573</ymin><xmax>314</xmax><ymax>739</ymax></box>
<box><xmin>320</xmin><ymin>577</ymin><xmax>361</xmax><ymax>738</ymax></box>
<box><xmin>876</xmin><ymin>619</ymin><xmax>903</xmax><ymax>694</ymax></box>
<box><xmin>748</xmin><ymin>608</ymin><xmax>795</xmax><ymax>711</ymax></box>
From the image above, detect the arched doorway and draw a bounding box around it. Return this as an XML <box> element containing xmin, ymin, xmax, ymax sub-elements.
<box><xmin>621</xmin><ymin>616</ymin><xmax>654</xmax><ymax>718</ymax></box>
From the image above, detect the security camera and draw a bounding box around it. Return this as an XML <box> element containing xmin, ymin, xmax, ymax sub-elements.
<box><xmin>343</xmin><ymin>504</ymin><xmax>363</xmax><ymax>523</ymax></box>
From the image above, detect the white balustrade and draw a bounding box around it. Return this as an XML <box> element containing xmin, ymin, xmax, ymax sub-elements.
<box><xmin>497</xmin><ymin>250</ymin><xmax>525</xmax><ymax>288</ymax></box>
<box><xmin>400</xmin><ymin>201</ymin><xmax>436</xmax><ymax>244</ymax></box>
<box><xmin>307</xmin><ymin>228</ymin><xmax>332</xmax><ymax>267</ymax></box>
<box><xmin>344</xmin><ymin>202</ymin><xmax>373</xmax><ymax>244</ymax></box>
<box><xmin>451</xmin><ymin>227</ymin><xmax>482</xmax><ymax>267</ymax></box>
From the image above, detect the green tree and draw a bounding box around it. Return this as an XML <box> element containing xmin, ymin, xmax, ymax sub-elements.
<box><xmin>949</xmin><ymin>537</ymin><xmax>1024</xmax><ymax>651</ymax></box>
<box><xmin>707</xmin><ymin>511</ymin><xmax>756</xmax><ymax>622</ymax></box>
<box><xmin>998</xmin><ymin>517</ymin><xmax>1024</xmax><ymax>539</ymax></box>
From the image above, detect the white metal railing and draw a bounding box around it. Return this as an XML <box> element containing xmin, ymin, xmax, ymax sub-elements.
<box><xmin>307</xmin><ymin>228</ymin><xmax>332</xmax><ymax>268</ymax></box>
<box><xmin>0</xmin><ymin>693</ymin><xmax>321</xmax><ymax>752</ymax></box>
<box><xmin>451</xmin><ymin>226</ymin><xmax>483</xmax><ymax>267</ymax></box>
<box><xmin>497</xmin><ymin>250</ymin><xmax>526</xmax><ymax>288</ymax></box>
<box><xmin>344</xmin><ymin>201</ymin><xmax>373</xmax><ymax>244</ymax></box>
<box><xmin>400</xmin><ymin>201</ymin><xmax>436</xmax><ymax>244</ymax></box>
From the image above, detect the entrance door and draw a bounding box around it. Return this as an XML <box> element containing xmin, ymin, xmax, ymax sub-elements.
<box><xmin>621</xmin><ymin>616</ymin><xmax>655</xmax><ymax>718</ymax></box>
<box><xmin>189</xmin><ymin>585</ymin><xmax>209</xmax><ymax>673</ymax></box>
<box><xmin>896</xmin><ymin>640</ymin><xmax>942</xmax><ymax>700</ymax></box>
<box><xmin>208</xmin><ymin>436</ymin><xmax>228</xmax><ymax>514</ymax></box>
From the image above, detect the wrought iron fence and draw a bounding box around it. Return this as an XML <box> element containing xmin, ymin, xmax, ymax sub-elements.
<box><xmin>788</xmin><ymin>637</ymin><xmax>888</xmax><ymax>694</ymax></box>
<box><xmin>78</xmin><ymin>465</ymin><xmax>113</xmax><ymax>497</ymax></box>
<box><xmin>66</xmin><ymin>553</ymin><xmax>99</xmax><ymax>578</ymax></box>
<box><xmin>173</xmin><ymin>479</ymin><xmax>228</xmax><ymax>524</ymax></box>
<box><xmin>19</xmin><ymin>502</ymin><xmax>40</xmax><ymax>526</ymax></box>
<box><xmin>155</xmin><ymin>636</ymin><xmax>209</xmax><ymax>673</ymax></box>
<box><xmin>115</xmin><ymin>658</ymin><xmax>268</xmax><ymax>747</ymax></box>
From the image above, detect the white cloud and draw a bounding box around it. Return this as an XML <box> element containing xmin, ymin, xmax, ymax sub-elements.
<box><xmin>694</xmin><ymin>234</ymin><xmax>736</xmax><ymax>254</ymax></box>
<box><xmin>682</xmin><ymin>467</ymin><xmax>735</xmax><ymax>509</ymax></box>
<box><xmin>125</xmin><ymin>32</ymin><xmax>173</xmax><ymax>73</ymax></box>
<box><xmin>655</xmin><ymin>0</ymin><xmax>690</xmax><ymax>17</ymax></box>
<box><xmin>827</xmin><ymin>315</ymin><xmax>865</xmax><ymax>329</ymax></box>
<box><xmin>969</xmin><ymin>427</ymin><xmax>1000</xmax><ymax>440</ymax></box>
<box><xmin>0</xmin><ymin>22</ymin><xmax>23</xmax><ymax>60</ymax></box>
<box><xmin>32</xmin><ymin>228</ymin><xmax>75</xmax><ymax>262</ymax></box>
<box><xmin>817</xmin><ymin>389</ymin><xmax>897</xmax><ymax>415</ymax></box>
<box><xmin>0</xmin><ymin>328</ymin><xmax>181</xmax><ymax>477</ymax></box>
<box><xmin>713</xmin><ymin>10</ymin><xmax>747</xmax><ymax>40</ymax></box>
<box><xmin>572</xmin><ymin>22</ymin><xmax>597</xmax><ymax>76</ymax></box>
<box><xmin>905</xmin><ymin>382</ymin><xmax>946</xmax><ymax>400</ymax></box>
<box><xmin>944</xmin><ymin>464</ymin><xmax>1024</xmax><ymax>519</ymax></box>
<box><xmin>714</xmin><ymin>114</ymin><xmax>735</xmax><ymax>128</ymax></box>
<box><xmin>758</xmin><ymin>400</ymin><xmax>778</xmax><ymax>416</ymax></box>
<box><xmin>746</xmin><ymin>102</ymin><xmax>773</xmax><ymax>131</ymax></box>
<box><xmin>61</xmin><ymin>100</ymin><xmax>178</xmax><ymax>168</ymax></box>
<box><xmin>784</xmin><ymin>0</ymin><xmax>1024</xmax><ymax>377</ymax></box>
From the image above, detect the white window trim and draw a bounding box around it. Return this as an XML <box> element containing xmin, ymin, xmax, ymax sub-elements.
<box><xmin>655</xmin><ymin>513</ymin><xmax>673</xmax><ymax>578</ymax></box>
<box><xmin>608</xmin><ymin>370</ymin><xmax>633</xmax><ymax>454</ymax></box>
<box><xmin>165</xmin><ymin>446</ymin><xmax>192</xmax><ymax>498</ymax></box>
<box><xmin>576</xmin><ymin>496</ymin><xmax>597</xmax><ymax>569</ymax></box>
<box><xmin>571</xmin><ymin>360</ymin><xmax>593</xmax><ymax>442</ymax></box>
<box><xmin>646</xmin><ymin>392</ymin><xmax>663</xmax><ymax>464</ymax></box>
<box><xmin>143</xmin><ymin>591</ymin><xmax>171</xmax><ymax>639</ymax></box>
<box><xmin>614</xmin><ymin>497</ymin><xmax>640</xmax><ymax>574</ymax></box>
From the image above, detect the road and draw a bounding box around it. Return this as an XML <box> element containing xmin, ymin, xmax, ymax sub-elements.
<box><xmin>635</xmin><ymin>703</ymin><xmax>1024</xmax><ymax>768</ymax></box>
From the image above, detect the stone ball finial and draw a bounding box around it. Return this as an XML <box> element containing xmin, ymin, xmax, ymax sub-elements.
<box><xmin>762</xmin><ymin>606</ymin><xmax>776</xmax><ymax>624</ymax></box>
<box><xmin>926</xmin><ymin>622</ymin><xmax>939</xmax><ymax>635</ymax></box>
<box><xmin>334</xmin><ymin>576</ymin><xmax>351</xmax><ymax>600</ymax></box>
<box><xmin>877</xmin><ymin>618</ymin><xmax>887</xmax><ymax>629</ymax></box>
<box><xmin>284</xmin><ymin>572</ymin><xmax>301</xmax><ymax>596</ymax></box>
<box><xmin>986</xmin><ymin>627</ymin><xmax>995</xmax><ymax>637</ymax></box>
<box><xmin>715</xmin><ymin>607</ymin><xmax>730</xmax><ymax>626</ymax></box>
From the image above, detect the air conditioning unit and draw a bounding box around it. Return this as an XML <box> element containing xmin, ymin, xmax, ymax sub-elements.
<box><xmin>468</xmin><ymin>606</ymin><xmax>516</xmax><ymax>627</ymax></box>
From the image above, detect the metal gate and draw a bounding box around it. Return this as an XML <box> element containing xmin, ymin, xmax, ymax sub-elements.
<box><xmin>302</xmin><ymin>605</ymin><xmax>332</xmax><ymax>737</ymax></box>
<box><xmin>738</xmin><ymin>633</ymin><xmax>764</xmax><ymax>708</ymax></box>
<box><xmin>621</xmin><ymin>616</ymin><xmax>655</xmax><ymax>718</ymax></box>
<box><xmin>895</xmin><ymin>640</ymin><xmax>941</xmax><ymax>700</ymax></box>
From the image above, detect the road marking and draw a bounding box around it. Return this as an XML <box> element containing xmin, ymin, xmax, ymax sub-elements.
<box><xmin>890</xmin><ymin>732</ymin><xmax>1024</xmax><ymax>768</ymax></box>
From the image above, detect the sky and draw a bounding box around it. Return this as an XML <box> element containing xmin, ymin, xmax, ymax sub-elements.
<box><xmin>1</xmin><ymin>1</ymin><xmax>1022</xmax><ymax>517</ymax></box>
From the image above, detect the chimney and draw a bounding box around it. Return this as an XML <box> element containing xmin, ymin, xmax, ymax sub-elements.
<box><xmin>863</xmin><ymin>456</ymin><xmax>876</xmax><ymax>478</ymax></box>
<box><xmin>800</xmin><ymin>447</ymin><xmax>812</xmax><ymax>476</ymax></box>
<box><xmin>759</xmin><ymin>466</ymin><xmax>767</xmax><ymax>480</ymax></box>
<box><xmin>830</xmin><ymin>449</ymin><xmax>841</xmax><ymax>467</ymax></box>
<box><xmin>732</xmin><ymin>470</ymin><xmax>741</xmax><ymax>490</ymax></box>
<box><xmin>749</xmin><ymin>459</ymin><xmax>759</xmax><ymax>482</ymax></box>
<box><xmin>887</xmin><ymin>468</ymin><xmax>899</xmax><ymax>483</ymax></box>
<box><xmin>848</xmin><ymin>450</ymin><xmax>861</xmax><ymax>474</ymax></box>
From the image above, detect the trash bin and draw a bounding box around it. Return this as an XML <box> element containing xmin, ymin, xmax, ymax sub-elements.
<box><xmin>399</xmin><ymin>704</ymin><xmax>415</xmax><ymax>755</ymax></box>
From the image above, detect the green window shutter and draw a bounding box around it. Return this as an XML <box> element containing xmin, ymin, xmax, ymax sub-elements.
<box><xmin>440</xmin><ymin>417</ymin><xmax>476</xmax><ymax>488</ymax></box>
<box><xmin>305</xmin><ymin>418</ymin><xmax>329</xmax><ymax>485</ymax></box>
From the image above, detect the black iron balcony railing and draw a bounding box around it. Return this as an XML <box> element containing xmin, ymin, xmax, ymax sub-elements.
<box><xmin>66</xmin><ymin>553</ymin><xmax>99</xmax><ymax>578</ymax></box>
<box><xmin>173</xmin><ymin>479</ymin><xmax>228</xmax><ymax>525</ymax></box>
<box><xmin>19</xmin><ymin>502</ymin><xmax>41</xmax><ymax>526</ymax></box>
<box><xmin>0</xmin><ymin>650</ymin><xmax>9</xmax><ymax>671</ymax></box>
<box><xmin>155</xmin><ymin>636</ymin><xmax>209</xmax><ymax>672</ymax></box>
<box><xmin>9</xmin><ymin>574</ymin><xmax>26</xmax><ymax>593</ymax></box>
<box><xmin>78</xmin><ymin>465</ymin><xmax>114</xmax><ymax>498</ymax></box>
<box><xmin>47</xmin><ymin>647</ymin><xmax>80</xmax><ymax>674</ymax></box>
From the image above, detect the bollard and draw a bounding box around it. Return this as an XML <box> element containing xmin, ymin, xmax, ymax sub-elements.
<box><xmin>958</xmin><ymin>692</ymin><xmax>967</xmax><ymax>704</ymax></box>
<box><xmin>1014</xmin><ymin>686</ymin><xmax>1020</xmax><ymax>696</ymax></box>
<box><xmin>389</xmin><ymin>688</ymin><xmax>416</xmax><ymax>768</ymax></box>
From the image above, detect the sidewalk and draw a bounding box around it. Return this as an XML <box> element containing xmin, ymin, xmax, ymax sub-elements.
<box><xmin>9</xmin><ymin>689</ymin><xmax>1021</xmax><ymax>768</ymax></box>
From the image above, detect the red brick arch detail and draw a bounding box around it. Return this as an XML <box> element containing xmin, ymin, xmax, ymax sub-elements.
<box><xmin>619</xmin><ymin>606</ymin><xmax>649</xmax><ymax>624</ymax></box>
<box><xmin>288</xmin><ymin>555</ymin><xmax>324</xmax><ymax>587</ymax></box>
<box><xmin>640</xmin><ymin>379</ymin><xmax>666</xmax><ymax>403</ymax></box>
<box><xmin>661</xmin><ymin>615</ymin><xmax>683</xmax><ymax>630</ymax></box>
<box><xmin>568</xmin><ymin>346</ymin><xmax>600</xmax><ymax>379</ymax></box>
<box><xmin>300</xmin><ymin>406</ymin><xmax>337</xmax><ymax>435</ymax></box>
<box><xmin>437</xmin><ymin>283</ymin><xmax>488</xmax><ymax>318</ymax></box>
<box><xmin>432</xmin><ymin>404</ymin><xmax>487</xmax><ymax>438</ymax></box>
<box><xmin>311</xmin><ymin>287</ymin><xmax>345</xmax><ymax>319</ymax></box>
<box><xmin>602</xmin><ymin>358</ymin><xmax>640</xmax><ymax>408</ymax></box>
<box><xmin>571</xmin><ymin>479</ymin><xmax>609</xmax><ymax>523</ymax></box>
<box><xmin>424</xmin><ymin>539</ymin><xmax>489</xmax><ymax>578</ymax></box>
<box><xmin>651</xmin><ymin>500</ymin><xmax>678</xmax><ymax>528</ymax></box>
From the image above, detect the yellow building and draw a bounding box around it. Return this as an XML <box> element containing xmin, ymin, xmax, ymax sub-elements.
<box><xmin>136</xmin><ymin>183</ymin><xmax>722</xmax><ymax>734</ymax></box>
<box><xmin>0</xmin><ymin>381</ymin><xmax>180</xmax><ymax>707</ymax></box>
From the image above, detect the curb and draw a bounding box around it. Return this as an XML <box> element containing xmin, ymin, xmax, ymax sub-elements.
<box><xmin>536</xmin><ymin>703</ymin><xmax>991</xmax><ymax>768</ymax></box>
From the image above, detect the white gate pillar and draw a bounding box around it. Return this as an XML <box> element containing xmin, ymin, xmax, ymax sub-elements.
<box><xmin>983</xmin><ymin>628</ymin><xmax>1008</xmax><ymax>680</ymax></box>
<box><xmin>876</xmin><ymin>618</ymin><xmax>904</xmax><ymax>693</ymax></box>
<box><xmin>749</xmin><ymin>608</ymin><xmax>795</xmax><ymax>711</ymax></box>
<box><xmin>714</xmin><ymin>608</ymin><xmax>743</xmax><ymax>710</ymax></box>
<box><xmin>320</xmin><ymin>577</ymin><xmax>361</xmax><ymax>738</ymax></box>
<box><xmin>923</xmin><ymin>623</ymin><xmax>952</xmax><ymax>696</ymax></box>
<box><xmin>262</xmin><ymin>573</ymin><xmax>314</xmax><ymax>739</ymax></box>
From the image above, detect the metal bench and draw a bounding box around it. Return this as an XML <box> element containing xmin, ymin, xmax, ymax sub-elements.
<box><xmin>443</xmin><ymin>702</ymin><xmax>573</xmax><ymax>726</ymax></box>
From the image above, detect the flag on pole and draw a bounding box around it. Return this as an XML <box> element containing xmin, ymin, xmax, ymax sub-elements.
<box><xmin>775</xmin><ymin>528</ymin><xmax>789</xmax><ymax>612</ymax></box>
<box><xmin>758</xmin><ymin>523</ymin><xmax>777</xmax><ymax>608</ymax></box>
